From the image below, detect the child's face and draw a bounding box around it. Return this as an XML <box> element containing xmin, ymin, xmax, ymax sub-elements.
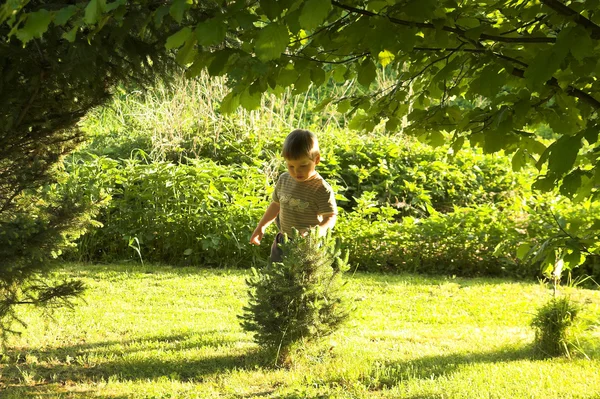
<box><xmin>285</xmin><ymin>155</ymin><xmax>320</xmax><ymax>182</ymax></box>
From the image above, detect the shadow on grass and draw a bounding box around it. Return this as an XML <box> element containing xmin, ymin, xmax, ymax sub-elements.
<box><xmin>0</xmin><ymin>386</ymin><xmax>130</xmax><ymax>399</ymax></box>
<box><xmin>1</xmin><ymin>330</ymin><xmax>273</xmax><ymax>388</ymax></box>
<box><xmin>356</xmin><ymin>345</ymin><xmax>535</xmax><ymax>390</ymax></box>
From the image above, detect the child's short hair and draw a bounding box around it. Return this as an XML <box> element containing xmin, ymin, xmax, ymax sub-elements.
<box><xmin>281</xmin><ymin>129</ymin><xmax>320</xmax><ymax>160</ymax></box>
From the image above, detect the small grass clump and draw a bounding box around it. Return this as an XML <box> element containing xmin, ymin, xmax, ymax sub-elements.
<box><xmin>531</xmin><ymin>296</ymin><xmax>582</xmax><ymax>358</ymax></box>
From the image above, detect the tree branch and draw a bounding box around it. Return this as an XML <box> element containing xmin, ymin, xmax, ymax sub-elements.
<box><xmin>414</xmin><ymin>46</ymin><xmax>599</xmax><ymax>109</ymax></box>
<box><xmin>287</xmin><ymin>53</ymin><xmax>368</xmax><ymax>65</ymax></box>
<box><xmin>511</xmin><ymin>67</ymin><xmax>600</xmax><ymax>110</ymax></box>
<box><xmin>331</xmin><ymin>0</ymin><xmax>556</xmax><ymax>44</ymax></box>
<box><xmin>539</xmin><ymin>0</ymin><xmax>600</xmax><ymax>39</ymax></box>
<box><xmin>500</xmin><ymin>14</ymin><xmax>548</xmax><ymax>36</ymax></box>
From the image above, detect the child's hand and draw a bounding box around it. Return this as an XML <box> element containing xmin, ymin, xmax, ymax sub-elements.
<box><xmin>250</xmin><ymin>227</ymin><xmax>264</xmax><ymax>245</ymax></box>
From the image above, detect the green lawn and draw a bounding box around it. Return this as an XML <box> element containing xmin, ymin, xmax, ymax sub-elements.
<box><xmin>1</xmin><ymin>263</ymin><xmax>599</xmax><ymax>398</ymax></box>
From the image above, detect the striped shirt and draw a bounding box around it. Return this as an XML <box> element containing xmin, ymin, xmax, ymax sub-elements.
<box><xmin>273</xmin><ymin>172</ymin><xmax>337</xmax><ymax>236</ymax></box>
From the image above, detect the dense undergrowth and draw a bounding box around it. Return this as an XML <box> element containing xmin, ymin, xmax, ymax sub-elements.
<box><xmin>57</xmin><ymin>73</ymin><xmax>600</xmax><ymax>282</ymax></box>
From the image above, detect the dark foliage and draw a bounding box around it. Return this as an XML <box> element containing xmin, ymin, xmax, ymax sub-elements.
<box><xmin>0</xmin><ymin>0</ymin><xmax>183</xmax><ymax>335</ymax></box>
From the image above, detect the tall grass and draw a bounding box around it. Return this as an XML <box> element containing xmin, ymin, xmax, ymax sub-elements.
<box><xmin>79</xmin><ymin>71</ymin><xmax>367</xmax><ymax>163</ymax></box>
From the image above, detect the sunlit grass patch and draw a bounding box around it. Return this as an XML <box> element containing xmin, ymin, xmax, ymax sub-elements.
<box><xmin>1</xmin><ymin>263</ymin><xmax>599</xmax><ymax>398</ymax></box>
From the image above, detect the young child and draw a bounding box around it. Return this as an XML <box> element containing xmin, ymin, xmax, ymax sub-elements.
<box><xmin>250</xmin><ymin>129</ymin><xmax>338</xmax><ymax>262</ymax></box>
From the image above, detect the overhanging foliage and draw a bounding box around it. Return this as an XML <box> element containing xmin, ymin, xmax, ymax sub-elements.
<box><xmin>4</xmin><ymin>0</ymin><xmax>598</xmax><ymax>194</ymax></box>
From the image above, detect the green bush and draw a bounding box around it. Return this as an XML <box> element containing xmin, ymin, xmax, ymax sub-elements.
<box><xmin>68</xmin><ymin>156</ymin><xmax>272</xmax><ymax>266</ymax></box>
<box><xmin>240</xmin><ymin>229</ymin><xmax>351</xmax><ymax>363</ymax></box>
<box><xmin>336</xmin><ymin>192</ymin><xmax>531</xmax><ymax>277</ymax></box>
<box><xmin>66</xmin><ymin>71</ymin><xmax>600</xmax><ymax>282</ymax></box>
<box><xmin>318</xmin><ymin>134</ymin><xmax>531</xmax><ymax>216</ymax></box>
<box><xmin>517</xmin><ymin>195</ymin><xmax>600</xmax><ymax>284</ymax></box>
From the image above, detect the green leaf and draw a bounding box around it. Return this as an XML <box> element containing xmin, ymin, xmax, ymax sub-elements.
<box><xmin>310</xmin><ymin>66</ymin><xmax>326</xmax><ymax>87</ymax></box>
<box><xmin>524</xmin><ymin>49</ymin><xmax>559</xmax><ymax>88</ymax></box>
<box><xmin>427</xmin><ymin>131</ymin><xmax>445</xmax><ymax>147</ymax></box>
<box><xmin>464</xmin><ymin>25</ymin><xmax>485</xmax><ymax>41</ymax></box>
<box><xmin>240</xmin><ymin>88</ymin><xmax>262</xmax><ymax>111</ymax></box>
<box><xmin>337</xmin><ymin>99</ymin><xmax>351</xmax><ymax>113</ymax></box>
<box><xmin>254</xmin><ymin>23</ymin><xmax>289</xmax><ymax>62</ymax></box>
<box><xmin>299</xmin><ymin>0</ymin><xmax>331</xmax><ymax>31</ymax></box>
<box><xmin>367</xmin><ymin>0</ymin><xmax>388</xmax><ymax>12</ymax></box>
<box><xmin>450</xmin><ymin>136</ymin><xmax>465</xmax><ymax>155</ymax></box>
<box><xmin>472</xmin><ymin>64</ymin><xmax>504</xmax><ymax>98</ymax></box>
<box><xmin>532</xmin><ymin>176</ymin><xmax>556</xmax><ymax>192</ymax></box>
<box><xmin>62</xmin><ymin>24</ymin><xmax>79</xmax><ymax>42</ymax></box>
<box><xmin>166</xmin><ymin>27</ymin><xmax>192</xmax><ymax>50</ymax></box>
<box><xmin>175</xmin><ymin>34</ymin><xmax>197</xmax><ymax>66</ymax></box>
<box><xmin>54</xmin><ymin>5</ymin><xmax>77</xmax><ymax>26</ymax></box>
<box><xmin>560</xmin><ymin>170</ymin><xmax>583</xmax><ymax>196</ymax></box>
<box><xmin>548</xmin><ymin>135</ymin><xmax>581</xmax><ymax>177</ymax></box>
<box><xmin>185</xmin><ymin>52</ymin><xmax>212</xmax><ymax>79</ymax></box>
<box><xmin>293</xmin><ymin>70</ymin><xmax>312</xmax><ymax>93</ymax></box>
<box><xmin>169</xmin><ymin>0</ymin><xmax>189</xmax><ymax>24</ymax></box>
<box><xmin>511</xmin><ymin>148</ymin><xmax>527</xmax><ymax>171</ymax></box>
<box><xmin>16</xmin><ymin>9</ymin><xmax>52</xmax><ymax>44</ymax></box>
<box><xmin>484</xmin><ymin>130</ymin><xmax>508</xmax><ymax>153</ymax></box>
<box><xmin>196</xmin><ymin>18</ymin><xmax>226</xmax><ymax>47</ymax></box>
<box><xmin>563</xmin><ymin>249</ymin><xmax>584</xmax><ymax>269</ymax></box>
<box><xmin>332</xmin><ymin>65</ymin><xmax>347</xmax><ymax>82</ymax></box>
<box><xmin>396</xmin><ymin>27</ymin><xmax>418</xmax><ymax>52</ymax></box>
<box><xmin>84</xmin><ymin>0</ymin><xmax>106</xmax><ymax>25</ymax></box>
<box><xmin>207</xmin><ymin>50</ymin><xmax>232</xmax><ymax>76</ymax></box>
<box><xmin>278</xmin><ymin>66</ymin><xmax>299</xmax><ymax>86</ymax></box>
<box><xmin>455</xmin><ymin>17</ymin><xmax>480</xmax><ymax>28</ymax></box>
<box><xmin>106</xmin><ymin>0</ymin><xmax>127</xmax><ymax>12</ymax></box>
<box><xmin>516</xmin><ymin>243</ymin><xmax>531</xmax><ymax>260</ymax></box>
<box><xmin>260</xmin><ymin>0</ymin><xmax>282</xmax><ymax>21</ymax></box>
<box><xmin>404</xmin><ymin>0</ymin><xmax>436</xmax><ymax>20</ymax></box>
<box><xmin>583</xmin><ymin>125</ymin><xmax>599</xmax><ymax>145</ymax></box>
<box><xmin>348</xmin><ymin>113</ymin><xmax>375</xmax><ymax>131</ymax></box>
<box><xmin>560</xmin><ymin>25</ymin><xmax>593</xmax><ymax>62</ymax></box>
<box><xmin>314</xmin><ymin>96</ymin><xmax>333</xmax><ymax>112</ymax></box>
<box><xmin>154</xmin><ymin>5</ymin><xmax>170</xmax><ymax>26</ymax></box>
<box><xmin>523</xmin><ymin>138</ymin><xmax>547</xmax><ymax>156</ymax></box>
<box><xmin>386</xmin><ymin>116</ymin><xmax>399</xmax><ymax>132</ymax></box>
<box><xmin>220</xmin><ymin>92</ymin><xmax>240</xmax><ymax>114</ymax></box>
<box><xmin>357</xmin><ymin>58</ymin><xmax>376</xmax><ymax>87</ymax></box>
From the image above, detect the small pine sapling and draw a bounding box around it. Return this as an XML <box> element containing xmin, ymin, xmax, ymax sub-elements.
<box><xmin>240</xmin><ymin>227</ymin><xmax>351</xmax><ymax>363</ymax></box>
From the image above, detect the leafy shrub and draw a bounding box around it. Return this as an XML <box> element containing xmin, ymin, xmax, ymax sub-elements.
<box><xmin>517</xmin><ymin>195</ymin><xmax>600</xmax><ymax>284</ymax></box>
<box><xmin>318</xmin><ymin>134</ymin><xmax>531</xmax><ymax>216</ymax></box>
<box><xmin>65</xmin><ymin>139</ymin><xmax>543</xmax><ymax>278</ymax></box>
<box><xmin>68</xmin><ymin>156</ymin><xmax>272</xmax><ymax>266</ymax></box>
<box><xmin>240</xmin><ymin>229</ymin><xmax>351</xmax><ymax>362</ymax></box>
<box><xmin>68</xmin><ymin>70</ymin><xmax>599</xmax><ymax>282</ymax></box>
<box><xmin>336</xmin><ymin>192</ymin><xmax>531</xmax><ymax>277</ymax></box>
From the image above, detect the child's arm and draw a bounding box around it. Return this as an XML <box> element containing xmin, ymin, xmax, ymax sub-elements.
<box><xmin>250</xmin><ymin>202</ymin><xmax>280</xmax><ymax>245</ymax></box>
<box><xmin>316</xmin><ymin>213</ymin><xmax>337</xmax><ymax>236</ymax></box>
